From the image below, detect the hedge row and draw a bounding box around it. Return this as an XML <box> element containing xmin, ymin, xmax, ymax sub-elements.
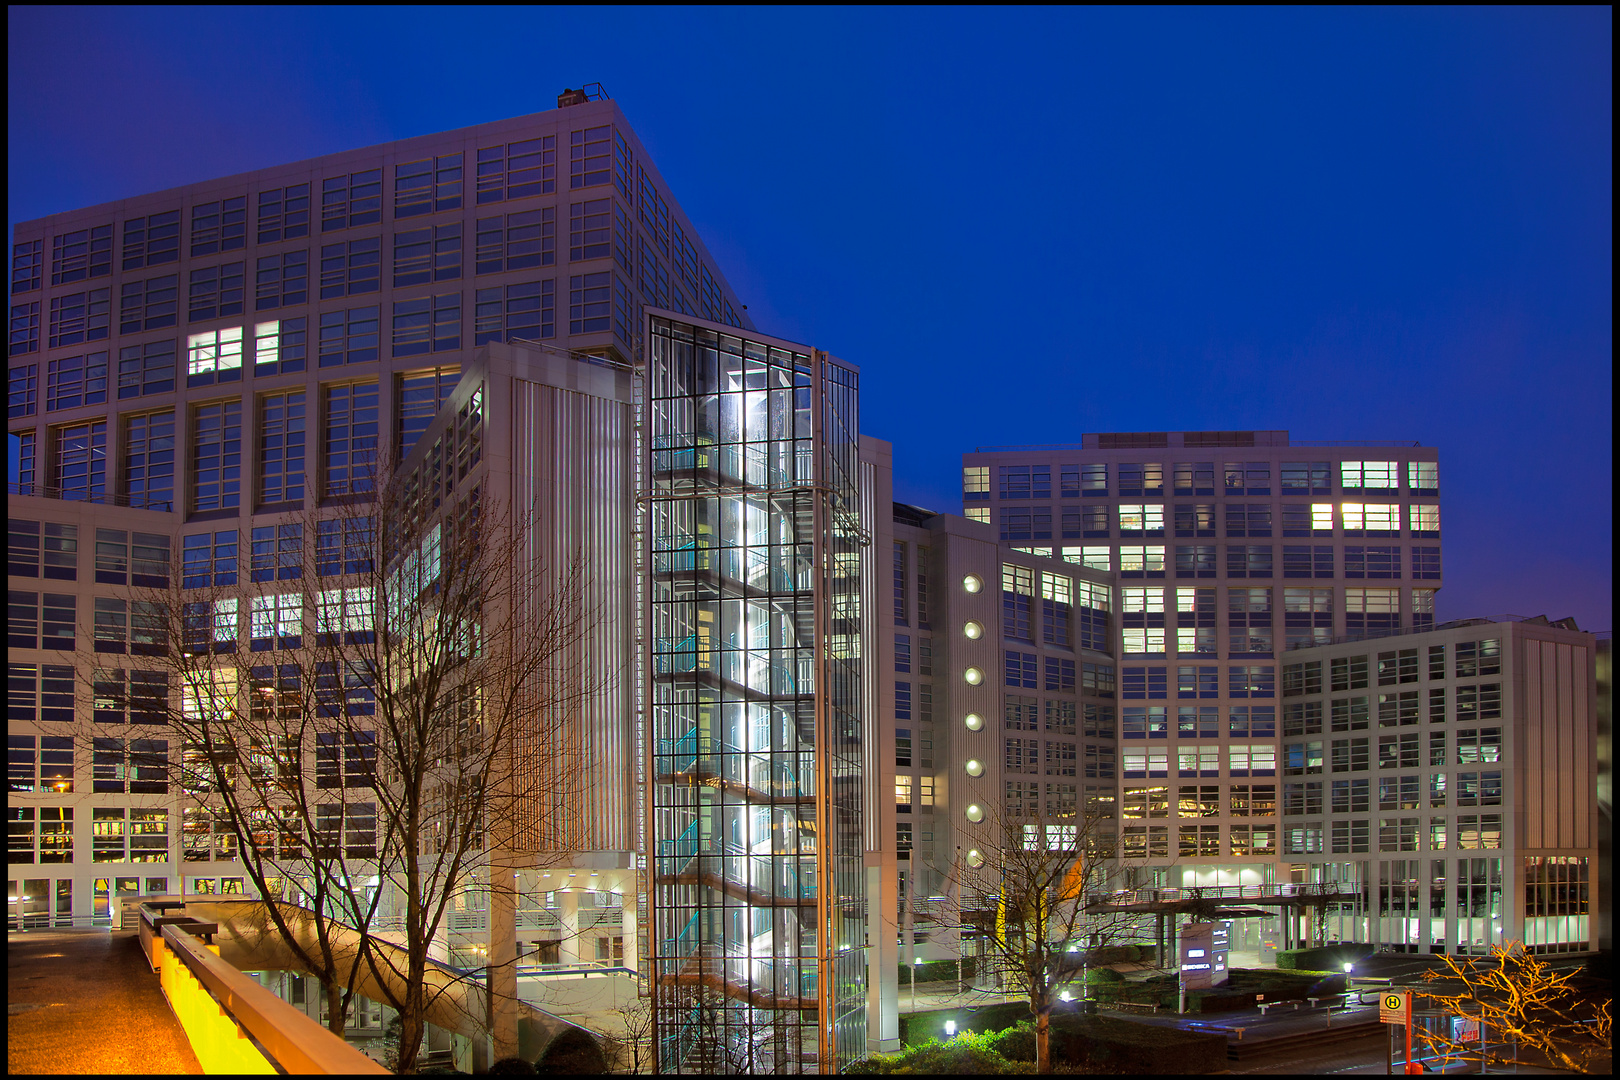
<box><xmin>1276</xmin><ymin>943</ymin><xmax>1375</xmax><ymax>971</ymax></box>
<box><xmin>859</xmin><ymin>1013</ymin><xmax>1227</xmax><ymax>1075</ymax></box>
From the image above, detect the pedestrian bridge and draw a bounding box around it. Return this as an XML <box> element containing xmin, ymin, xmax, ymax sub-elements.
<box><xmin>135</xmin><ymin>897</ymin><xmax>607</xmax><ymax>1073</ymax></box>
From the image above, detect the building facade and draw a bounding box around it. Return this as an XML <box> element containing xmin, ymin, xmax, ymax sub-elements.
<box><xmin>9</xmin><ymin>89</ymin><xmax>878</xmax><ymax>1069</ymax></box>
<box><xmin>1279</xmin><ymin>616</ymin><xmax>1598</xmax><ymax>954</ymax></box>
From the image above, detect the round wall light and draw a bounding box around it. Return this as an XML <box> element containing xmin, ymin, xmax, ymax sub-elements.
<box><xmin>962</xmin><ymin>574</ymin><xmax>983</xmax><ymax>594</ymax></box>
<box><xmin>965</xmin><ymin>759</ymin><xmax>984</xmax><ymax>777</ymax></box>
<box><xmin>966</xmin><ymin>849</ymin><xmax>985</xmax><ymax>868</ymax></box>
<box><xmin>963</xmin><ymin>620</ymin><xmax>983</xmax><ymax>639</ymax></box>
<box><xmin>965</xmin><ymin>804</ymin><xmax>985</xmax><ymax>823</ymax></box>
<box><xmin>964</xmin><ymin>712</ymin><xmax>984</xmax><ymax>731</ymax></box>
<box><xmin>963</xmin><ymin>667</ymin><xmax>983</xmax><ymax>686</ymax></box>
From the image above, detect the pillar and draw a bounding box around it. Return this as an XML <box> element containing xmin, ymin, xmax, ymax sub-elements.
<box><xmin>559</xmin><ymin>888</ymin><xmax>582</xmax><ymax>965</ymax></box>
<box><xmin>867</xmin><ymin>859</ymin><xmax>900</xmax><ymax>1054</ymax></box>
<box><xmin>488</xmin><ymin>853</ymin><xmax>519</xmax><ymax>1063</ymax></box>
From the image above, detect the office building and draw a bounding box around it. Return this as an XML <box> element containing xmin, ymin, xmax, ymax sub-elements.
<box><xmin>8</xmin><ymin>87</ymin><xmax>874</xmax><ymax>1072</ymax></box>
<box><xmin>1279</xmin><ymin>615</ymin><xmax>1598</xmax><ymax>955</ymax></box>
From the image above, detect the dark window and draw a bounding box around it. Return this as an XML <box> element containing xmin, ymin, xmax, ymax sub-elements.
<box><xmin>122</xmin><ymin>210</ymin><xmax>181</xmax><ymax>270</ymax></box>
<box><xmin>321</xmin><ymin>170</ymin><xmax>383</xmax><ymax>231</ymax></box>
<box><xmin>257</xmin><ymin>184</ymin><xmax>311</xmax><ymax>243</ymax></box>
<box><xmin>394</xmin><ymin>154</ymin><xmax>463</xmax><ymax>217</ymax></box>
<box><xmin>474</xmin><ymin>280</ymin><xmax>554</xmax><ymax>344</ymax></box>
<box><xmin>254</xmin><ymin>250</ymin><xmax>310</xmax><ymax>310</ymax></box>
<box><xmin>189</xmin><ymin>197</ymin><xmax>247</xmax><ymax>256</ymax></box>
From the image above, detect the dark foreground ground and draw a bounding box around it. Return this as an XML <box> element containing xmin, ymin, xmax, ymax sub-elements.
<box><xmin>8</xmin><ymin>928</ymin><xmax>201</xmax><ymax>1075</ymax></box>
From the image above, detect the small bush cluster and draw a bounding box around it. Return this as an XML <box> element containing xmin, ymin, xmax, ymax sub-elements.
<box><xmin>1276</xmin><ymin>943</ymin><xmax>1375</xmax><ymax>971</ymax></box>
<box><xmin>847</xmin><ymin>1033</ymin><xmax>1035</xmax><ymax>1075</ymax></box>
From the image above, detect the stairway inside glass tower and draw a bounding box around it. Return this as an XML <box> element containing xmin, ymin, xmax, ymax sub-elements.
<box><xmin>646</xmin><ymin>315</ymin><xmax>866</xmax><ymax>1073</ymax></box>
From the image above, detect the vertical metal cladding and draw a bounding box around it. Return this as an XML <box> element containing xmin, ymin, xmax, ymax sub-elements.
<box><xmin>508</xmin><ymin>373</ymin><xmax>634</xmax><ymax>854</ymax></box>
<box><xmin>645</xmin><ymin>316</ymin><xmax>865</xmax><ymax>1073</ymax></box>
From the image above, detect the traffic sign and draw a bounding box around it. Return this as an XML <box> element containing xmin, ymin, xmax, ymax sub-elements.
<box><xmin>1380</xmin><ymin>990</ymin><xmax>1411</xmax><ymax>1025</ymax></box>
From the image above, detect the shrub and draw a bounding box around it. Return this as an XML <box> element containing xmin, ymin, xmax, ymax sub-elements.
<box><xmin>1276</xmin><ymin>943</ymin><xmax>1375</xmax><ymax>971</ymax></box>
<box><xmin>899</xmin><ymin>1001</ymin><xmax>1029</xmax><ymax>1046</ymax></box>
<box><xmin>986</xmin><ymin>1022</ymin><xmax>1038</xmax><ymax>1062</ymax></box>
<box><xmin>849</xmin><ymin>1035</ymin><xmax>1033</xmax><ymax>1074</ymax></box>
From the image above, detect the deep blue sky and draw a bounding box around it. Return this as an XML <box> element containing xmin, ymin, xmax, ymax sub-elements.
<box><xmin>9</xmin><ymin>7</ymin><xmax>1611</xmax><ymax>631</ymax></box>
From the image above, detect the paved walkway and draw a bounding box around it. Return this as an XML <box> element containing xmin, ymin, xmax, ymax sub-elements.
<box><xmin>8</xmin><ymin>928</ymin><xmax>201</xmax><ymax>1074</ymax></box>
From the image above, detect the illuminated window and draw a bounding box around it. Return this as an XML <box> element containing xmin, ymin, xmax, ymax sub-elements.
<box><xmin>1406</xmin><ymin>461</ymin><xmax>1438</xmax><ymax>494</ymax></box>
<box><xmin>1341</xmin><ymin>502</ymin><xmax>1400</xmax><ymax>535</ymax></box>
<box><xmin>1118</xmin><ymin>504</ymin><xmax>1164</xmax><ymax>536</ymax></box>
<box><xmin>250</xmin><ymin>594</ymin><xmax>303</xmax><ymax>651</ymax></box>
<box><xmin>1119</xmin><ymin>545</ymin><xmax>1165</xmax><ymax>578</ymax></box>
<box><xmin>1408</xmin><ymin>504</ymin><xmax>1440</xmax><ymax>537</ymax></box>
<box><xmin>1121</xmin><ymin>628</ymin><xmax>1165</xmax><ymax>654</ymax></box>
<box><xmin>1340</xmin><ymin>461</ymin><xmax>1398</xmax><ymax>491</ymax></box>
<box><xmin>186</xmin><ymin>328</ymin><xmax>243</xmax><ymax>383</ymax></box>
<box><xmin>963</xmin><ymin>466</ymin><xmax>989</xmax><ymax>501</ymax></box>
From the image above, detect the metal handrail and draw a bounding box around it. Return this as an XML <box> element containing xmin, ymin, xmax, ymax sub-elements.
<box><xmin>8</xmin><ymin>481</ymin><xmax>174</xmax><ymax>511</ymax></box>
<box><xmin>154</xmin><ymin>916</ymin><xmax>386</xmax><ymax>1074</ymax></box>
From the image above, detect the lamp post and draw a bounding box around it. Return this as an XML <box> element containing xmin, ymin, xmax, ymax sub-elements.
<box><xmin>912</xmin><ymin>955</ymin><xmax>923</xmax><ymax>1011</ymax></box>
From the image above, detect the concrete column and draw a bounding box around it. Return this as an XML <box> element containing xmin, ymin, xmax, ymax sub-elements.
<box><xmin>559</xmin><ymin>889</ymin><xmax>582</xmax><ymax>965</ymax></box>
<box><xmin>488</xmin><ymin>854</ymin><xmax>519</xmax><ymax>1064</ymax></box>
<box><xmin>619</xmin><ymin>882</ymin><xmax>638</xmax><ymax>974</ymax></box>
<box><xmin>866</xmin><ymin>860</ymin><xmax>900</xmax><ymax>1054</ymax></box>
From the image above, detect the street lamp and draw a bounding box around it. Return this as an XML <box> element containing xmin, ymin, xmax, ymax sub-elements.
<box><xmin>912</xmin><ymin>956</ymin><xmax>923</xmax><ymax>1011</ymax></box>
<box><xmin>944</xmin><ymin>1020</ymin><xmax>956</xmax><ymax>1038</ymax></box>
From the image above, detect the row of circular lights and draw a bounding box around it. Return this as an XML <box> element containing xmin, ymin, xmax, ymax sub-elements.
<box><xmin>961</xmin><ymin>574</ymin><xmax>986</xmax><ymax>866</ymax></box>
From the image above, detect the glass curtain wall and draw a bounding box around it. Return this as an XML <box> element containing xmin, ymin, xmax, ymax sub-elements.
<box><xmin>646</xmin><ymin>315</ymin><xmax>865</xmax><ymax>1073</ymax></box>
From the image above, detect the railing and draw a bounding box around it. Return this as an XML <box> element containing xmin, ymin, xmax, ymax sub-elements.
<box><xmin>651</xmin><ymin>636</ymin><xmax>808</xmax><ymax>692</ymax></box>
<box><xmin>8</xmin><ymin>481</ymin><xmax>173</xmax><ymax>511</ymax></box>
<box><xmin>1290</xmin><ymin>440</ymin><xmax>1423</xmax><ymax>448</ymax></box>
<box><xmin>139</xmin><ymin>904</ymin><xmax>386</xmax><ymax>1074</ymax></box>
<box><xmin>649</xmin><ymin>437</ymin><xmax>809</xmax><ymax>492</ymax></box>
<box><xmin>1086</xmin><ymin>882</ymin><xmax>1358</xmax><ymax>907</ymax></box>
<box><xmin>655</xmin><ymin>732</ymin><xmax>814</xmax><ymax>801</ymax></box>
<box><xmin>1284</xmin><ymin>614</ymin><xmax>1555</xmax><ymax>650</ymax></box>
<box><xmin>655</xmin><ymin>843</ymin><xmax>817</xmax><ymax>903</ymax></box>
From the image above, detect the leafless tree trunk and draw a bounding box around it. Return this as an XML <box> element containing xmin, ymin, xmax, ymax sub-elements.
<box><xmin>937</xmin><ymin>805</ymin><xmax>1150</xmax><ymax>1074</ymax></box>
<box><xmin>87</xmin><ymin>429</ymin><xmax>596</xmax><ymax>1070</ymax></box>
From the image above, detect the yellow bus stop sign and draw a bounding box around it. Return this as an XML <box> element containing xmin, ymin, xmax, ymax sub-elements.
<box><xmin>1380</xmin><ymin>990</ymin><xmax>1411</xmax><ymax>1025</ymax></box>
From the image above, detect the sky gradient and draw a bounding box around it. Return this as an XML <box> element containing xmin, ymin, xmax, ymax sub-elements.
<box><xmin>9</xmin><ymin>6</ymin><xmax>1612</xmax><ymax>632</ymax></box>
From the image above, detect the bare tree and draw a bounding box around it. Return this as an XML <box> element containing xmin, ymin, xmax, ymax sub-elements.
<box><xmin>93</xmin><ymin>426</ymin><xmax>595</xmax><ymax>1070</ymax></box>
<box><xmin>603</xmin><ymin>991</ymin><xmax>655</xmax><ymax>1075</ymax></box>
<box><xmin>939</xmin><ymin>803</ymin><xmax>1146</xmax><ymax>1074</ymax></box>
<box><xmin>1414</xmin><ymin>941</ymin><xmax>1612</xmax><ymax>1074</ymax></box>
